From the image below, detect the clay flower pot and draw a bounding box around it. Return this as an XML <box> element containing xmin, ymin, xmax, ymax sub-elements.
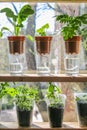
<box><xmin>8</xmin><ymin>36</ymin><xmax>25</xmax><ymax>54</ymax></box>
<box><xmin>35</xmin><ymin>36</ymin><xmax>52</xmax><ymax>54</ymax></box>
<box><xmin>65</xmin><ymin>36</ymin><xmax>81</xmax><ymax>54</ymax></box>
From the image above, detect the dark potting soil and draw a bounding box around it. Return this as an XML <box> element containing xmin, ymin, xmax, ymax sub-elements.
<box><xmin>48</xmin><ymin>106</ymin><xmax>64</xmax><ymax>128</ymax></box>
<box><xmin>77</xmin><ymin>101</ymin><xmax>87</xmax><ymax>127</ymax></box>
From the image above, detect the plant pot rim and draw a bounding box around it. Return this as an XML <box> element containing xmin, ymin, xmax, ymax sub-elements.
<box><xmin>74</xmin><ymin>92</ymin><xmax>87</xmax><ymax>96</ymax></box>
<box><xmin>35</xmin><ymin>36</ymin><xmax>52</xmax><ymax>41</ymax></box>
<box><xmin>74</xmin><ymin>93</ymin><xmax>87</xmax><ymax>101</ymax></box>
<box><xmin>65</xmin><ymin>36</ymin><xmax>81</xmax><ymax>42</ymax></box>
<box><xmin>46</xmin><ymin>94</ymin><xmax>66</xmax><ymax>107</ymax></box>
<box><xmin>47</xmin><ymin>93</ymin><xmax>66</xmax><ymax>100</ymax></box>
<box><xmin>35</xmin><ymin>36</ymin><xmax>52</xmax><ymax>38</ymax></box>
<box><xmin>16</xmin><ymin>106</ymin><xmax>33</xmax><ymax>111</ymax></box>
<box><xmin>8</xmin><ymin>36</ymin><xmax>25</xmax><ymax>40</ymax></box>
<box><xmin>8</xmin><ymin>35</ymin><xmax>25</xmax><ymax>54</ymax></box>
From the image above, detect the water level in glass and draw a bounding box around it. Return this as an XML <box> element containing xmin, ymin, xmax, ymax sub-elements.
<box><xmin>37</xmin><ymin>67</ymin><xmax>50</xmax><ymax>75</ymax></box>
<box><xmin>9</xmin><ymin>63</ymin><xmax>23</xmax><ymax>75</ymax></box>
<box><xmin>64</xmin><ymin>57</ymin><xmax>79</xmax><ymax>76</ymax></box>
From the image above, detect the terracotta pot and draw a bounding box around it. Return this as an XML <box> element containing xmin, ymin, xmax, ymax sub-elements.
<box><xmin>35</xmin><ymin>36</ymin><xmax>52</xmax><ymax>54</ymax></box>
<box><xmin>65</xmin><ymin>36</ymin><xmax>81</xmax><ymax>54</ymax></box>
<box><xmin>8</xmin><ymin>36</ymin><xmax>25</xmax><ymax>54</ymax></box>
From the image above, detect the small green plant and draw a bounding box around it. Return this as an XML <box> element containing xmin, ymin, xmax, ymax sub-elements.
<box><xmin>36</xmin><ymin>23</ymin><xmax>50</xmax><ymax>36</ymax></box>
<box><xmin>46</xmin><ymin>82</ymin><xmax>64</xmax><ymax>108</ymax></box>
<box><xmin>0</xmin><ymin>82</ymin><xmax>16</xmax><ymax>109</ymax></box>
<box><xmin>0</xmin><ymin>82</ymin><xmax>14</xmax><ymax>98</ymax></box>
<box><xmin>75</xmin><ymin>94</ymin><xmax>87</xmax><ymax>102</ymax></box>
<box><xmin>14</xmin><ymin>84</ymin><xmax>39</xmax><ymax>111</ymax></box>
<box><xmin>0</xmin><ymin>83</ymin><xmax>39</xmax><ymax>111</ymax></box>
<box><xmin>0</xmin><ymin>82</ymin><xmax>9</xmax><ymax>98</ymax></box>
<box><xmin>56</xmin><ymin>14</ymin><xmax>87</xmax><ymax>40</ymax></box>
<box><xmin>0</xmin><ymin>4</ymin><xmax>34</xmax><ymax>36</ymax></box>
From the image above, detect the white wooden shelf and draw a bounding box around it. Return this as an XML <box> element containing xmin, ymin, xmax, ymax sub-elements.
<box><xmin>0</xmin><ymin>74</ymin><xmax>86</xmax><ymax>82</ymax></box>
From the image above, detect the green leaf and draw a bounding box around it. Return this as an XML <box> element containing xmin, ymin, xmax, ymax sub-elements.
<box><xmin>1</xmin><ymin>27</ymin><xmax>11</xmax><ymax>33</ymax></box>
<box><xmin>0</xmin><ymin>4</ymin><xmax>34</xmax><ymax>36</ymax></box>
<box><xmin>0</xmin><ymin>27</ymin><xmax>12</xmax><ymax>37</ymax></box>
<box><xmin>36</xmin><ymin>23</ymin><xmax>49</xmax><ymax>36</ymax></box>
<box><xmin>56</xmin><ymin>13</ymin><xmax>87</xmax><ymax>40</ymax></box>
<box><xmin>0</xmin><ymin>32</ymin><xmax>3</xmax><ymax>37</ymax></box>
<box><xmin>46</xmin><ymin>82</ymin><xmax>63</xmax><ymax>108</ymax></box>
<box><xmin>26</xmin><ymin>35</ymin><xmax>34</xmax><ymax>42</ymax></box>
<box><xmin>56</xmin><ymin>14</ymin><xmax>71</xmax><ymax>23</ymax></box>
<box><xmin>15</xmin><ymin>84</ymin><xmax>39</xmax><ymax>110</ymax></box>
<box><xmin>0</xmin><ymin>8</ymin><xmax>17</xmax><ymax>22</ymax></box>
<box><xmin>18</xmin><ymin>4</ymin><xmax>34</xmax><ymax>22</ymax></box>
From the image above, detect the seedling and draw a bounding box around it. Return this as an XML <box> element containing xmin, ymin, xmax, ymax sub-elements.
<box><xmin>36</xmin><ymin>23</ymin><xmax>50</xmax><ymax>36</ymax></box>
<box><xmin>46</xmin><ymin>82</ymin><xmax>64</xmax><ymax>108</ymax></box>
<box><xmin>56</xmin><ymin>14</ymin><xmax>87</xmax><ymax>40</ymax></box>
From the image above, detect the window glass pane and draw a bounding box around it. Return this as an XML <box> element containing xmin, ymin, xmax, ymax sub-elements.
<box><xmin>0</xmin><ymin>2</ymin><xmax>87</xmax><ymax>124</ymax></box>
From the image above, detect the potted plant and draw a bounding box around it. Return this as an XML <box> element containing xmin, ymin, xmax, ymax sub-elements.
<box><xmin>56</xmin><ymin>14</ymin><xmax>87</xmax><ymax>75</ymax></box>
<box><xmin>13</xmin><ymin>84</ymin><xmax>38</xmax><ymax>127</ymax></box>
<box><xmin>56</xmin><ymin>14</ymin><xmax>87</xmax><ymax>54</ymax></box>
<box><xmin>0</xmin><ymin>82</ymin><xmax>39</xmax><ymax>127</ymax></box>
<box><xmin>35</xmin><ymin>23</ymin><xmax>52</xmax><ymax>54</ymax></box>
<box><xmin>46</xmin><ymin>82</ymin><xmax>66</xmax><ymax>128</ymax></box>
<box><xmin>0</xmin><ymin>4</ymin><xmax>34</xmax><ymax>74</ymax></box>
<box><xmin>35</xmin><ymin>23</ymin><xmax>53</xmax><ymax>75</ymax></box>
<box><xmin>0</xmin><ymin>4</ymin><xmax>34</xmax><ymax>54</ymax></box>
<box><xmin>74</xmin><ymin>93</ymin><xmax>87</xmax><ymax>127</ymax></box>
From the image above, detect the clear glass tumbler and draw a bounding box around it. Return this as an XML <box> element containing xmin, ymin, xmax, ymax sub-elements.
<box><xmin>64</xmin><ymin>54</ymin><xmax>80</xmax><ymax>76</ymax></box>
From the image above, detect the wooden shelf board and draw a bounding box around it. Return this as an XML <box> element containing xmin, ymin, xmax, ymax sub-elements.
<box><xmin>0</xmin><ymin>121</ymin><xmax>86</xmax><ymax>130</ymax></box>
<box><xmin>0</xmin><ymin>74</ymin><xmax>86</xmax><ymax>82</ymax></box>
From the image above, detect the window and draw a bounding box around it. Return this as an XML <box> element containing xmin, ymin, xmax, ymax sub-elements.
<box><xmin>0</xmin><ymin>2</ymin><xmax>87</xmax><ymax>123</ymax></box>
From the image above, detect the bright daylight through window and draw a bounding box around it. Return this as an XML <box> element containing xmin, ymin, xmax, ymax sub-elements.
<box><xmin>0</xmin><ymin>2</ymin><xmax>87</xmax><ymax>124</ymax></box>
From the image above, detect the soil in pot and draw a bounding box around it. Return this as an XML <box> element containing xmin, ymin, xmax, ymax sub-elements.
<box><xmin>35</xmin><ymin>36</ymin><xmax>52</xmax><ymax>54</ymax></box>
<box><xmin>65</xmin><ymin>36</ymin><xmax>81</xmax><ymax>54</ymax></box>
<box><xmin>8</xmin><ymin>36</ymin><xmax>25</xmax><ymax>54</ymax></box>
<box><xmin>76</xmin><ymin>101</ymin><xmax>87</xmax><ymax>127</ymax></box>
<box><xmin>48</xmin><ymin>105</ymin><xmax>64</xmax><ymax>128</ymax></box>
<box><xmin>17</xmin><ymin>107</ymin><xmax>33</xmax><ymax>127</ymax></box>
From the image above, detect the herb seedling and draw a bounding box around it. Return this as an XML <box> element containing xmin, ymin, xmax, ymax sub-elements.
<box><xmin>56</xmin><ymin>14</ymin><xmax>87</xmax><ymax>40</ymax></box>
<box><xmin>75</xmin><ymin>94</ymin><xmax>87</xmax><ymax>102</ymax></box>
<box><xmin>46</xmin><ymin>82</ymin><xmax>64</xmax><ymax>108</ymax></box>
<box><xmin>0</xmin><ymin>82</ymin><xmax>10</xmax><ymax>98</ymax></box>
<box><xmin>14</xmin><ymin>84</ymin><xmax>39</xmax><ymax>110</ymax></box>
<box><xmin>36</xmin><ymin>23</ymin><xmax>49</xmax><ymax>36</ymax></box>
<box><xmin>0</xmin><ymin>82</ymin><xmax>16</xmax><ymax>98</ymax></box>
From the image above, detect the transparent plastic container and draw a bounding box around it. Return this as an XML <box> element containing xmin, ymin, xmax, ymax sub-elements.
<box><xmin>46</xmin><ymin>94</ymin><xmax>66</xmax><ymax>128</ymax></box>
<box><xmin>74</xmin><ymin>93</ymin><xmax>87</xmax><ymax>127</ymax></box>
